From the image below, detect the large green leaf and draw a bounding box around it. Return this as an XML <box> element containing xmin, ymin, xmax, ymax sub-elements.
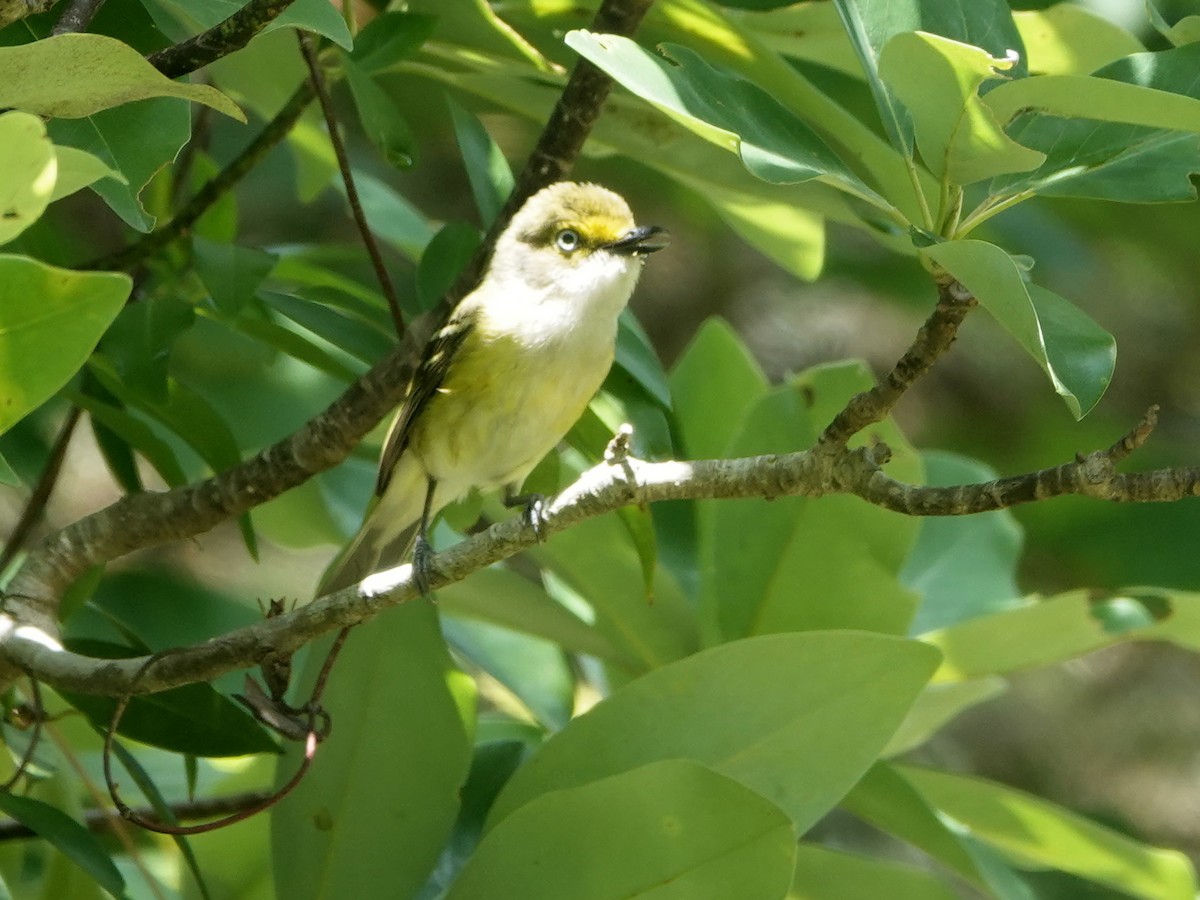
<box><xmin>49</xmin><ymin>145</ymin><xmax>124</xmax><ymax>203</ymax></box>
<box><xmin>922</xmin><ymin>240</ymin><xmax>1114</xmax><ymax>419</ymax></box>
<box><xmin>877</xmin><ymin>32</ymin><xmax>1043</xmax><ymax>186</ymax></box>
<box><xmin>447</xmin><ymin>95</ymin><xmax>514</xmax><ymax>227</ymax></box>
<box><xmin>487</xmin><ymin>632</ymin><xmax>940</xmax><ymax>834</ymax></box>
<box><xmin>0</xmin><ymin>111</ymin><xmax>55</xmax><ymax>245</ymax></box>
<box><xmin>272</xmin><ymin>603</ymin><xmax>475</xmax><ymax>900</ymax></box>
<box><xmin>902</xmin><ymin>766</ymin><xmax>1197</xmax><ymax>899</ymax></box>
<box><xmin>705</xmin><ymin>364</ymin><xmax>921</xmax><ymax>640</ymax></box>
<box><xmin>0</xmin><ymin>256</ymin><xmax>129</xmax><ymax>435</ymax></box>
<box><xmin>0</xmin><ymin>33</ymin><xmax>242</xmax><ymax>120</ymax></box>
<box><xmin>565</xmin><ymin>32</ymin><xmax>879</xmax><ymax>205</ymax></box>
<box><xmin>0</xmin><ymin>794</ymin><xmax>126</xmax><ymax>899</ymax></box>
<box><xmin>449</xmin><ymin>760</ymin><xmax>795</xmax><ymax>900</ymax></box>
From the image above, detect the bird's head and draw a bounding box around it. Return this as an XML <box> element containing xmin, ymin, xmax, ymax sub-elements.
<box><xmin>491</xmin><ymin>182</ymin><xmax>668</xmax><ymax>300</ymax></box>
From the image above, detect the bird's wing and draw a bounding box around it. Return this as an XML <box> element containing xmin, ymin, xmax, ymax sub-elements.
<box><xmin>375</xmin><ymin>310</ymin><xmax>475</xmax><ymax>494</ymax></box>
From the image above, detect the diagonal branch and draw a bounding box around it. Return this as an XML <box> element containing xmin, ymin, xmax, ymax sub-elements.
<box><xmin>147</xmin><ymin>0</ymin><xmax>300</xmax><ymax>79</ymax></box>
<box><xmin>820</xmin><ymin>277</ymin><xmax>977</xmax><ymax>448</ymax></box>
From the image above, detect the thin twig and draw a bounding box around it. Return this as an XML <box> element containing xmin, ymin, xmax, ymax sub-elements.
<box><xmin>0</xmin><ymin>407</ymin><xmax>82</xmax><ymax>574</ymax></box>
<box><xmin>51</xmin><ymin>0</ymin><xmax>106</xmax><ymax>34</ymax></box>
<box><xmin>147</xmin><ymin>0</ymin><xmax>300</xmax><ymax>79</ymax></box>
<box><xmin>297</xmin><ymin>32</ymin><xmax>404</xmax><ymax>338</ymax></box>
<box><xmin>84</xmin><ymin>80</ymin><xmax>315</xmax><ymax>273</ymax></box>
<box><xmin>102</xmin><ymin>629</ymin><xmax>348</xmax><ymax>834</ymax></box>
<box><xmin>820</xmin><ymin>278</ymin><xmax>977</xmax><ymax>448</ymax></box>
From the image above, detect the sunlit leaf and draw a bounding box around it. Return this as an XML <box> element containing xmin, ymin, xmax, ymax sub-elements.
<box><xmin>0</xmin><ymin>112</ymin><xmax>55</xmax><ymax>245</ymax></box>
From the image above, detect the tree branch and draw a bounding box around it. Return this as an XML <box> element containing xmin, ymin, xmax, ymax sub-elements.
<box><xmin>5</xmin><ymin>408</ymin><xmax>1199</xmax><ymax>698</ymax></box>
<box><xmin>51</xmin><ymin>0</ymin><xmax>105</xmax><ymax>34</ymax></box>
<box><xmin>147</xmin><ymin>0</ymin><xmax>300</xmax><ymax>79</ymax></box>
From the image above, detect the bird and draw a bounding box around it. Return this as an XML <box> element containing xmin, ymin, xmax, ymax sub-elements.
<box><xmin>319</xmin><ymin>181</ymin><xmax>668</xmax><ymax>596</ymax></box>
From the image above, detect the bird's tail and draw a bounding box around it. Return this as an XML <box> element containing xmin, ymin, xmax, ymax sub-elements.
<box><xmin>315</xmin><ymin>458</ymin><xmax>426</xmax><ymax>597</ymax></box>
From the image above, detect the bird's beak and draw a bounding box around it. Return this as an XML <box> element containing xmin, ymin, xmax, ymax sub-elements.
<box><xmin>604</xmin><ymin>225</ymin><xmax>670</xmax><ymax>256</ymax></box>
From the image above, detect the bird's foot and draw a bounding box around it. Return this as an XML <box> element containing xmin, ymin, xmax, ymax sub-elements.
<box><xmin>506</xmin><ymin>491</ymin><xmax>547</xmax><ymax>542</ymax></box>
<box><xmin>412</xmin><ymin>535</ymin><xmax>437</xmax><ymax>597</ymax></box>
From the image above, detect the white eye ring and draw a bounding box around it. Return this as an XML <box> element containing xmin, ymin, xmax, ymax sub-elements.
<box><xmin>555</xmin><ymin>228</ymin><xmax>581</xmax><ymax>252</ymax></box>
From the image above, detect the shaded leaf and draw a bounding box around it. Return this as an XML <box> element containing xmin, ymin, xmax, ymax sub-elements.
<box><xmin>343</xmin><ymin>56</ymin><xmax>415</xmax><ymax>169</ymax></box>
<box><xmin>450</xmin><ymin>761</ymin><xmax>795</xmax><ymax>900</ymax></box>
<box><xmin>351</xmin><ymin>11</ymin><xmax>438</xmax><ymax>73</ymax></box>
<box><xmin>448</xmin><ymin>95</ymin><xmax>514</xmax><ymax>226</ymax></box>
<box><xmin>0</xmin><ymin>794</ymin><xmax>126</xmax><ymax>899</ymax></box>
<box><xmin>416</xmin><ymin>222</ymin><xmax>480</xmax><ymax>311</ymax></box>
<box><xmin>194</xmin><ymin>238</ymin><xmax>278</xmax><ymax>316</ymax></box>
<box><xmin>272</xmin><ymin>604</ymin><xmax>475</xmax><ymax>900</ymax></box>
<box><xmin>791</xmin><ymin>843</ymin><xmax>958</xmax><ymax>900</ymax></box>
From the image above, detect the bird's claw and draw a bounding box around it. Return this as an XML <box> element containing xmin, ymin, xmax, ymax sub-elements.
<box><xmin>523</xmin><ymin>495</ymin><xmax>547</xmax><ymax>543</ymax></box>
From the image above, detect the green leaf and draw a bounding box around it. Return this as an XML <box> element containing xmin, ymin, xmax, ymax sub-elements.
<box><xmin>110</xmin><ymin>742</ymin><xmax>210</xmax><ymax>900</ymax></box>
<box><xmin>881</xmin><ymin>677</ymin><xmax>1007</xmax><ymax>757</ymax></box>
<box><xmin>993</xmin><ymin>44</ymin><xmax>1200</xmax><ymax>204</ymax></box>
<box><xmin>0</xmin><ymin>794</ymin><xmax>126</xmax><ymax>899</ymax></box>
<box><xmin>59</xmin><ymin>639</ymin><xmax>277</xmax><ymax>757</ymax></box>
<box><xmin>348</xmin><ymin>170</ymin><xmax>435</xmax><ymax>260</ymax></box>
<box><xmin>437</xmin><ymin>566</ymin><xmax>628</xmax><ymax>667</ymax></box>
<box><xmin>443</xmin><ymin>615</ymin><xmax>573</xmax><ymax>731</ymax></box>
<box><xmin>342</xmin><ymin>56</ymin><xmax>416</xmax><ymax>169</ymax></box>
<box><xmin>102</xmin><ymin>293</ymin><xmax>196</xmax><ymax>402</ymax></box>
<box><xmin>922</xmin><ymin>240</ymin><xmax>1114</xmax><ymax>419</ymax></box>
<box><xmin>259</xmin><ymin>290</ymin><xmax>393</xmax><ymax>364</ymax></box>
<box><xmin>416</xmin><ymin>222</ymin><xmax>481</xmax><ymax>311</ymax></box>
<box><xmin>790</xmin><ymin>843</ymin><xmax>959</xmax><ymax>900</ymax></box>
<box><xmin>985</xmin><ymin>60</ymin><xmax>1200</xmax><ymax>136</ymax></box>
<box><xmin>0</xmin><ymin>111</ymin><xmax>55</xmax><ymax>245</ymax></box>
<box><xmin>833</xmin><ymin>0</ymin><xmax>1026</xmax><ymax>154</ymax></box>
<box><xmin>902</xmin><ymin>451</ymin><xmax>1024</xmax><ymax>633</ymax></box>
<box><xmin>145</xmin><ymin>0</ymin><xmax>353</xmax><ymax>50</ymax></box>
<box><xmin>0</xmin><ymin>33</ymin><xmax>243</xmax><ymax>120</ymax></box>
<box><xmin>450</xmin><ymin>760</ymin><xmax>795</xmax><ymax>900</ymax></box>
<box><xmin>669</xmin><ymin>318</ymin><xmax>769</xmax><ymax>461</ymax></box>
<box><xmin>49</xmin><ymin>145</ymin><xmax>124</xmax><ymax>203</ymax></box>
<box><xmin>0</xmin><ymin>256</ymin><xmax>129</xmax><ymax>436</ymax></box>
<box><xmin>565</xmin><ymin>32</ymin><xmax>878</xmax><ymax>203</ymax></box>
<box><xmin>878</xmin><ymin>32</ymin><xmax>1044</xmax><ymax>185</ymax></box>
<box><xmin>902</xmin><ymin>766</ymin><xmax>1197</xmax><ymax>899</ymax></box>
<box><xmin>48</xmin><ymin>98</ymin><xmax>191</xmax><ymax>232</ymax></box>
<box><xmin>351</xmin><ymin>11</ymin><xmax>438</xmax><ymax>73</ymax></box>
<box><xmin>614</xmin><ymin>311</ymin><xmax>671</xmax><ymax>410</ymax></box>
<box><xmin>701</xmin><ymin>181</ymin><xmax>826</xmax><ymax>281</ymax></box>
<box><xmin>194</xmin><ymin>238</ymin><xmax>278</xmax><ymax>315</ymax></box>
<box><xmin>705</xmin><ymin>364</ymin><xmax>921</xmax><ymax>640</ymax></box>
<box><xmin>272</xmin><ymin>604</ymin><xmax>474</xmax><ymax>900</ymax></box>
<box><xmin>68</xmin><ymin>390</ymin><xmax>188</xmax><ymax>487</ymax></box>
<box><xmin>1013</xmin><ymin>6</ymin><xmax>1143</xmax><ymax>75</ymax></box>
<box><xmin>447</xmin><ymin>95</ymin><xmax>514</xmax><ymax>226</ymax></box>
<box><xmin>488</xmin><ymin>632</ymin><xmax>940</xmax><ymax>833</ymax></box>
<box><xmin>840</xmin><ymin>762</ymin><xmax>985</xmax><ymax>885</ymax></box>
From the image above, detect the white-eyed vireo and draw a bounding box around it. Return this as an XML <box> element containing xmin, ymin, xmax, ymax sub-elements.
<box><xmin>320</xmin><ymin>181</ymin><xmax>668</xmax><ymax>594</ymax></box>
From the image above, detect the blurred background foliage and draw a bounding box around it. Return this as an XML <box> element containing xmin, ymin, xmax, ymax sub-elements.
<box><xmin>4</xmin><ymin>0</ymin><xmax>1200</xmax><ymax>896</ymax></box>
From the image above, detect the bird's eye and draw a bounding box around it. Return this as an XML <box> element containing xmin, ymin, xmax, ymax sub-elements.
<box><xmin>555</xmin><ymin>228</ymin><xmax>581</xmax><ymax>252</ymax></box>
